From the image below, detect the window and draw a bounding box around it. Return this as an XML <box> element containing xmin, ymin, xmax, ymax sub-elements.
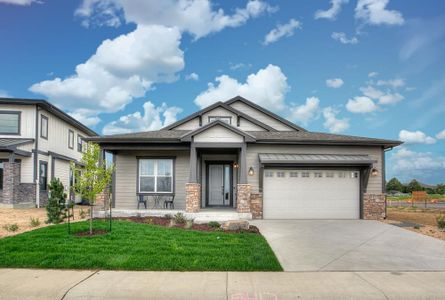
<box><xmin>290</xmin><ymin>171</ymin><xmax>298</xmax><ymax>177</ymax></box>
<box><xmin>338</xmin><ymin>172</ymin><xmax>346</xmax><ymax>178</ymax></box>
<box><xmin>39</xmin><ymin>161</ymin><xmax>48</xmax><ymax>191</ymax></box>
<box><xmin>277</xmin><ymin>171</ymin><xmax>285</xmax><ymax>178</ymax></box>
<box><xmin>208</xmin><ymin>116</ymin><xmax>232</xmax><ymax>124</ymax></box>
<box><xmin>0</xmin><ymin>111</ymin><xmax>20</xmax><ymax>135</ymax></box>
<box><xmin>0</xmin><ymin>160</ymin><xmax>4</xmax><ymax>190</ymax></box>
<box><xmin>77</xmin><ymin>135</ymin><xmax>84</xmax><ymax>152</ymax></box>
<box><xmin>314</xmin><ymin>172</ymin><xmax>323</xmax><ymax>178</ymax></box>
<box><xmin>68</xmin><ymin>130</ymin><xmax>74</xmax><ymax>149</ymax></box>
<box><xmin>138</xmin><ymin>159</ymin><xmax>173</xmax><ymax>193</ymax></box>
<box><xmin>350</xmin><ymin>172</ymin><xmax>359</xmax><ymax>178</ymax></box>
<box><xmin>265</xmin><ymin>171</ymin><xmax>274</xmax><ymax>177</ymax></box>
<box><xmin>301</xmin><ymin>172</ymin><xmax>310</xmax><ymax>178</ymax></box>
<box><xmin>40</xmin><ymin>115</ymin><xmax>48</xmax><ymax>139</ymax></box>
<box><xmin>326</xmin><ymin>172</ymin><xmax>334</xmax><ymax>178</ymax></box>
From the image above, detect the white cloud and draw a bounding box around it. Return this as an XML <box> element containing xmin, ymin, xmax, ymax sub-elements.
<box><xmin>263</xmin><ymin>19</ymin><xmax>301</xmax><ymax>45</ymax></box>
<box><xmin>229</xmin><ymin>62</ymin><xmax>251</xmax><ymax>71</ymax></box>
<box><xmin>323</xmin><ymin>107</ymin><xmax>349</xmax><ymax>133</ymax></box>
<box><xmin>75</xmin><ymin>0</ymin><xmax>123</xmax><ymax>28</ymax></box>
<box><xmin>326</xmin><ymin>78</ymin><xmax>344</xmax><ymax>88</ymax></box>
<box><xmin>68</xmin><ymin>109</ymin><xmax>101</xmax><ymax>127</ymax></box>
<box><xmin>30</xmin><ymin>25</ymin><xmax>184</xmax><ymax>125</ymax></box>
<box><xmin>0</xmin><ymin>90</ymin><xmax>10</xmax><ymax>97</ymax></box>
<box><xmin>76</xmin><ymin>0</ymin><xmax>277</xmax><ymax>39</ymax></box>
<box><xmin>360</xmin><ymin>85</ymin><xmax>384</xmax><ymax>99</ymax></box>
<box><xmin>194</xmin><ymin>64</ymin><xmax>289</xmax><ymax>111</ymax></box>
<box><xmin>314</xmin><ymin>0</ymin><xmax>349</xmax><ymax>20</ymax></box>
<box><xmin>331</xmin><ymin>32</ymin><xmax>358</xmax><ymax>44</ymax></box>
<box><xmin>346</xmin><ymin>96</ymin><xmax>378</xmax><ymax>113</ymax></box>
<box><xmin>437</xmin><ymin>130</ymin><xmax>445</xmax><ymax>140</ymax></box>
<box><xmin>376</xmin><ymin>78</ymin><xmax>405</xmax><ymax>88</ymax></box>
<box><xmin>398</xmin><ymin>130</ymin><xmax>436</xmax><ymax>144</ymax></box>
<box><xmin>355</xmin><ymin>0</ymin><xmax>404</xmax><ymax>26</ymax></box>
<box><xmin>368</xmin><ymin>71</ymin><xmax>379</xmax><ymax>77</ymax></box>
<box><xmin>185</xmin><ymin>72</ymin><xmax>199</xmax><ymax>81</ymax></box>
<box><xmin>0</xmin><ymin>0</ymin><xmax>39</xmax><ymax>5</ymax></box>
<box><xmin>289</xmin><ymin>97</ymin><xmax>320</xmax><ymax>125</ymax></box>
<box><xmin>102</xmin><ymin>101</ymin><xmax>182</xmax><ymax>135</ymax></box>
<box><xmin>391</xmin><ymin>148</ymin><xmax>445</xmax><ymax>173</ymax></box>
<box><xmin>378</xmin><ymin>92</ymin><xmax>404</xmax><ymax>105</ymax></box>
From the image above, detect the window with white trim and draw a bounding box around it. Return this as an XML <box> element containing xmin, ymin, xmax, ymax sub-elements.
<box><xmin>277</xmin><ymin>171</ymin><xmax>285</xmax><ymax>178</ymax></box>
<box><xmin>138</xmin><ymin>159</ymin><xmax>173</xmax><ymax>193</ymax></box>
<box><xmin>302</xmin><ymin>172</ymin><xmax>310</xmax><ymax>178</ymax></box>
<box><xmin>265</xmin><ymin>171</ymin><xmax>274</xmax><ymax>177</ymax></box>
<box><xmin>326</xmin><ymin>172</ymin><xmax>334</xmax><ymax>178</ymax></box>
<box><xmin>314</xmin><ymin>172</ymin><xmax>323</xmax><ymax>178</ymax></box>
<box><xmin>208</xmin><ymin>116</ymin><xmax>232</xmax><ymax>124</ymax></box>
<box><xmin>290</xmin><ymin>171</ymin><xmax>298</xmax><ymax>177</ymax></box>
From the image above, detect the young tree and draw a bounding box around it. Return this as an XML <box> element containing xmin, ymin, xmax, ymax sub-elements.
<box><xmin>436</xmin><ymin>184</ymin><xmax>445</xmax><ymax>195</ymax></box>
<box><xmin>71</xmin><ymin>142</ymin><xmax>113</xmax><ymax>235</ymax></box>
<box><xmin>406</xmin><ymin>179</ymin><xmax>423</xmax><ymax>193</ymax></box>
<box><xmin>46</xmin><ymin>178</ymin><xmax>67</xmax><ymax>224</ymax></box>
<box><xmin>386</xmin><ymin>177</ymin><xmax>403</xmax><ymax>192</ymax></box>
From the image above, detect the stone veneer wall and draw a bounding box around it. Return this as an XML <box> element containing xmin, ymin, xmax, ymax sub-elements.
<box><xmin>236</xmin><ymin>184</ymin><xmax>251</xmax><ymax>213</ymax></box>
<box><xmin>363</xmin><ymin>193</ymin><xmax>386</xmax><ymax>220</ymax></box>
<box><xmin>1</xmin><ymin>162</ymin><xmax>36</xmax><ymax>208</ymax></box>
<box><xmin>95</xmin><ymin>187</ymin><xmax>111</xmax><ymax>210</ymax></box>
<box><xmin>250</xmin><ymin>193</ymin><xmax>263</xmax><ymax>219</ymax></box>
<box><xmin>186</xmin><ymin>183</ymin><xmax>201</xmax><ymax>213</ymax></box>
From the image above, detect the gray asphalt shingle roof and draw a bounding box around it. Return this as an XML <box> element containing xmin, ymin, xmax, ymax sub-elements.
<box><xmin>0</xmin><ymin>138</ymin><xmax>34</xmax><ymax>148</ymax></box>
<box><xmin>259</xmin><ymin>153</ymin><xmax>376</xmax><ymax>165</ymax></box>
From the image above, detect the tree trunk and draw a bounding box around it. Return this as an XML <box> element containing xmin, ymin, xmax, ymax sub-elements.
<box><xmin>89</xmin><ymin>203</ymin><xmax>93</xmax><ymax>235</ymax></box>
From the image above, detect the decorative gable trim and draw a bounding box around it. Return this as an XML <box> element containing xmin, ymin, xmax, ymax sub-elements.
<box><xmin>163</xmin><ymin>101</ymin><xmax>276</xmax><ymax>132</ymax></box>
<box><xmin>225</xmin><ymin>96</ymin><xmax>307</xmax><ymax>132</ymax></box>
<box><xmin>179</xmin><ymin>120</ymin><xmax>256</xmax><ymax>142</ymax></box>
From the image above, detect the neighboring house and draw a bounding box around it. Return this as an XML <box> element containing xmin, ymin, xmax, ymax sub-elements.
<box><xmin>89</xmin><ymin>96</ymin><xmax>402</xmax><ymax>220</ymax></box>
<box><xmin>0</xmin><ymin>98</ymin><xmax>97</xmax><ymax>208</ymax></box>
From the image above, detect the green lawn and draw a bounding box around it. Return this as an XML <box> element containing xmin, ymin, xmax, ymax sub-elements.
<box><xmin>0</xmin><ymin>220</ymin><xmax>282</xmax><ymax>271</ymax></box>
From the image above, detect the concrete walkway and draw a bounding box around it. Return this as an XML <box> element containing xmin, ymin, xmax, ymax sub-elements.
<box><xmin>2</xmin><ymin>269</ymin><xmax>445</xmax><ymax>299</ymax></box>
<box><xmin>252</xmin><ymin>220</ymin><xmax>445</xmax><ymax>271</ymax></box>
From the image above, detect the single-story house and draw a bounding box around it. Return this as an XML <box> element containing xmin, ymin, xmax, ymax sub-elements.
<box><xmin>89</xmin><ymin>96</ymin><xmax>402</xmax><ymax>220</ymax></box>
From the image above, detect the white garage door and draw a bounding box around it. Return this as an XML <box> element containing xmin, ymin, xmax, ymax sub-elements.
<box><xmin>263</xmin><ymin>169</ymin><xmax>360</xmax><ymax>219</ymax></box>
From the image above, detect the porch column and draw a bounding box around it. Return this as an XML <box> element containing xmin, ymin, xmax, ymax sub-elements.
<box><xmin>186</xmin><ymin>142</ymin><xmax>200</xmax><ymax>213</ymax></box>
<box><xmin>239</xmin><ymin>143</ymin><xmax>247</xmax><ymax>184</ymax></box>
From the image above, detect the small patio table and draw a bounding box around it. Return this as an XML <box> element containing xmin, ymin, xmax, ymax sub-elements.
<box><xmin>152</xmin><ymin>195</ymin><xmax>163</xmax><ymax>209</ymax></box>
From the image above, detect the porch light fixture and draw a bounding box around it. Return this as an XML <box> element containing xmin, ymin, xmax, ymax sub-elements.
<box><xmin>233</xmin><ymin>162</ymin><xmax>239</xmax><ymax>169</ymax></box>
<box><xmin>371</xmin><ymin>168</ymin><xmax>379</xmax><ymax>177</ymax></box>
<box><xmin>248</xmin><ymin>167</ymin><xmax>255</xmax><ymax>176</ymax></box>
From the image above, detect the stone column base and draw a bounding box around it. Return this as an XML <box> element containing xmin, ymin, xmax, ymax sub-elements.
<box><xmin>250</xmin><ymin>193</ymin><xmax>263</xmax><ymax>219</ymax></box>
<box><xmin>186</xmin><ymin>183</ymin><xmax>201</xmax><ymax>213</ymax></box>
<box><xmin>363</xmin><ymin>193</ymin><xmax>386</xmax><ymax>220</ymax></box>
<box><xmin>237</xmin><ymin>184</ymin><xmax>251</xmax><ymax>213</ymax></box>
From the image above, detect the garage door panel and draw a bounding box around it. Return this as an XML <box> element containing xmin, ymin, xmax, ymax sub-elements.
<box><xmin>263</xmin><ymin>169</ymin><xmax>359</xmax><ymax>219</ymax></box>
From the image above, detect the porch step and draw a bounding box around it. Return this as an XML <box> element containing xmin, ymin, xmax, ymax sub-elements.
<box><xmin>94</xmin><ymin>209</ymin><xmax>252</xmax><ymax>223</ymax></box>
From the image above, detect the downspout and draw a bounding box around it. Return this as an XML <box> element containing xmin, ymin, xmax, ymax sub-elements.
<box><xmin>34</xmin><ymin>105</ymin><xmax>40</xmax><ymax>208</ymax></box>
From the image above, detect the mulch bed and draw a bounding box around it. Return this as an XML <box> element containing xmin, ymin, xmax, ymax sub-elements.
<box><xmin>107</xmin><ymin>216</ymin><xmax>260</xmax><ymax>234</ymax></box>
<box><xmin>74</xmin><ymin>229</ymin><xmax>109</xmax><ymax>237</ymax></box>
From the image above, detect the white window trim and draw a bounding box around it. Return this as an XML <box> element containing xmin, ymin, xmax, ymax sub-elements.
<box><xmin>138</xmin><ymin>159</ymin><xmax>174</xmax><ymax>193</ymax></box>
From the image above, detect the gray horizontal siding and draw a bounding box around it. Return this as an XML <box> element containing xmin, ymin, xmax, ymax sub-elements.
<box><xmin>247</xmin><ymin>144</ymin><xmax>383</xmax><ymax>194</ymax></box>
<box><xmin>114</xmin><ymin>150</ymin><xmax>190</xmax><ymax>210</ymax></box>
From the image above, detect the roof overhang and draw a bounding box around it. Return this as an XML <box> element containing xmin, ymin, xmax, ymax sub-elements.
<box><xmin>0</xmin><ymin>138</ymin><xmax>34</xmax><ymax>157</ymax></box>
<box><xmin>259</xmin><ymin>153</ymin><xmax>376</xmax><ymax>166</ymax></box>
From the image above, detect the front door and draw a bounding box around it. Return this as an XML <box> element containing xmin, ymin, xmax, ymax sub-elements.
<box><xmin>207</xmin><ymin>163</ymin><xmax>232</xmax><ymax>206</ymax></box>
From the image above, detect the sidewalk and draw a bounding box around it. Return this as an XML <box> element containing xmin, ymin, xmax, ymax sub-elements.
<box><xmin>1</xmin><ymin>268</ymin><xmax>445</xmax><ymax>299</ymax></box>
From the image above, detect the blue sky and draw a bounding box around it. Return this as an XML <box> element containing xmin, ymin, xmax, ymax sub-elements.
<box><xmin>0</xmin><ymin>0</ymin><xmax>444</xmax><ymax>184</ymax></box>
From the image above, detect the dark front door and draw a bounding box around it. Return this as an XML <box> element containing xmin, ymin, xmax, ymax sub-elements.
<box><xmin>207</xmin><ymin>163</ymin><xmax>232</xmax><ymax>206</ymax></box>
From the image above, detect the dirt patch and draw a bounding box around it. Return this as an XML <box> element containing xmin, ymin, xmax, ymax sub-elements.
<box><xmin>109</xmin><ymin>216</ymin><xmax>260</xmax><ymax>234</ymax></box>
<box><xmin>385</xmin><ymin>208</ymin><xmax>445</xmax><ymax>241</ymax></box>
<box><xmin>0</xmin><ymin>205</ymin><xmax>91</xmax><ymax>238</ymax></box>
<box><xmin>387</xmin><ymin>208</ymin><xmax>444</xmax><ymax>226</ymax></box>
<box><xmin>74</xmin><ymin>229</ymin><xmax>109</xmax><ymax>237</ymax></box>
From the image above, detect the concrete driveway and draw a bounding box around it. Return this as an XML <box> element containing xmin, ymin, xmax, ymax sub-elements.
<box><xmin>252</xmin><ymin>220</ymin><xmax>445</xmax><ymax>271</ymax></box>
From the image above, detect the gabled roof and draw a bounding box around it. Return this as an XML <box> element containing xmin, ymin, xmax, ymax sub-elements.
<box><xmin>0</xmin><ymin>98</ymin><xmax>97</xmax><ymax>136</ymax></box>
<box><xmin>162</xmin><ymin>100</ymin><xmax>277</xmax><ymax>131</ymax></box>
<box><xmin>225</xmin><ymin>96</ymin><xmax>307</xmax><ymax>132</ymax></box>
<box><xmin>179</xmin><ymin>120</ymin><xmax>256</xmax><ymax>142</ymax></box>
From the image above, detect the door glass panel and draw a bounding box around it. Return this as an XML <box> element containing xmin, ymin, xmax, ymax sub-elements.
<box><xmin>223</xmin><ymin>165</ymin><xmax>231</xmax><ymax>205</ymax></box>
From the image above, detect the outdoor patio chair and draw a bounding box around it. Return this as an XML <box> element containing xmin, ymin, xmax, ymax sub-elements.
<box><xmin>164</xmin><ymin>194</ymin><xmax>175</xmax><ymax>209</ymax></box>
<box><xmin>137</xmin><ymin>194</ymin><xmax>147</xmax><ymax>209</ymax></box>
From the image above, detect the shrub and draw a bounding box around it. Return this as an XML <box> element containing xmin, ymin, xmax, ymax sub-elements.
<box><xmin>173</xmin><ymin>212</ymin><xmax>187</xmax><ymax>224</ymax></box>
<box><xmin>145</xmin><ymin>218</ymin><xmax>153</xmax><ymax>225</ymax></box>
<box><xmin>3</xmin><ymin>223</ymin><xmax>19</xmax><ymax>232</ymax></box>
<box><xmin>79</xmin><ymin>208</ymin><xmax>87</xmax><ymax>219</ymax></box>
<box><xmin>208</xmin><ymin>221</ymin><xmax>221</xmax><ymax>229</ymax></box>
<box><xmin>185</xmin><ymin>219</ymin><xmax>193</xmax><ymax>229</ymax></box>
<box><xmin>164</xmin><ymin>214</ymin><xmax>173</xmax><ymax>220</ymax></box>
<box><xmin>437</xmin><ymin>215</ymin><xmax>445</xmax><ymax>230</ymax></box>
<box><xmin>46</xmin><ymin>178</ymin><xmax>67</xmax><ymax>224</ymax></box>
<box><xmin>30</xmin><ymin>217</ymin><xmax>41</xmax><ymax>227</ymax></box>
